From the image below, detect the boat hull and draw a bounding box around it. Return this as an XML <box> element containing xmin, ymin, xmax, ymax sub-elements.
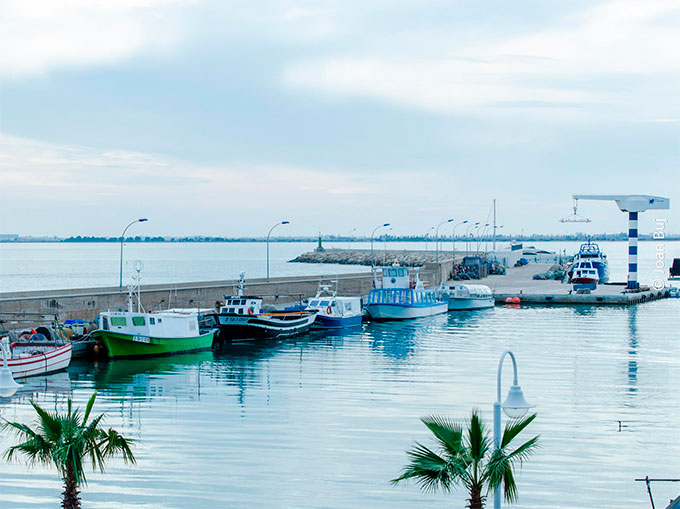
<box><xmin>215</xmin><ymin>312</ymin><xmax>316</xmax><ymax>340</ymax></box>
<box><xmin>94</xmin><ymin>330</ymin><xmax>215</xmax><ymax>359</ymax></box>
<box><xmin>312</xmin><ymin>314</ymin><xmax>362</xmax><ymax>329</ymax></box>
<box><xmin>8</xmin><ymin>343</ymin><xmax>72</xmax><ymax>378</ymax></box>
<box><xmin>445</xmin><ymin>297</ymin><xmax>495</xmax><ymax>311</ymax></box>
<box><xmin>365</xmin><ymin>302</ymin><xmax>448</xmax><ymax>321</ymax></box>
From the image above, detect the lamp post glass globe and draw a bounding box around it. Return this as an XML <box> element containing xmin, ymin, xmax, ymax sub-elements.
<box><xmin>501</xmin><ymin>384</ymin><xmax>534</xmax><ymax>419</ymax></box>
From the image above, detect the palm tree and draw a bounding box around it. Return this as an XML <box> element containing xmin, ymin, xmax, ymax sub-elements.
<box><xmin>2</xmin><ymin>392</ymin><xmax>136</xmax><ymax>509</ymax></box>
<box><xmin>392</xmin><ymin>409</ymin><xmax>539</xmax><ymax>509</ymax></box>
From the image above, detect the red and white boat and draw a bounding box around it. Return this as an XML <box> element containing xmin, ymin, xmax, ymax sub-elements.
<box><xmin>570</xmin><ymin>260</ymin><xmax>600</xmax><ymax>285</ymax></box>
<box><xmin>3</xmin><ymin>340</ymin><xmax>72</xmax><ymax>378</ymax></box>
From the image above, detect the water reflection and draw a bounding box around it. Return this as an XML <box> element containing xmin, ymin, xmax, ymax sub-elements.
<box><xmin>627</xmin><ymin>306</ymin><xmax>639</xmax><ymax>394</ymax></box>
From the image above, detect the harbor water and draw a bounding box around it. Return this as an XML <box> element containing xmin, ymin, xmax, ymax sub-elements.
<box><xmin>0</xmin><ymin>240</ymin><xmax>678</xmax><ymax>507</ymax></box>
<box><xmin>1</xmin><ymin>301</ymin><xmax>679</xmax><ymax>508</ymax></box>
<box><xmin>1</xmin><ymin>240</ymin><xmax>678</xmax><ymax>293</ymax></box>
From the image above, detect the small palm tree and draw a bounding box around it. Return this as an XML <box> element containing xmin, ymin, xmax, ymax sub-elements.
<box><xmin>3</xmin><ymin>392</ymin><xmax>136</xmax><ymax>509</ymax></box>
<box><xmin>392</xmin><ymin>409</ymin><xmax>539</xmax><ymax>509</ymax></box>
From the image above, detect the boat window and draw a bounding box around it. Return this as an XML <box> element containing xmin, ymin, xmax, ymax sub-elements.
<box><xmin>150</xmin><ymin>317</ymin><xmax>155</xmax><ymax>325</ymax></box>
<box><xmin>157</xmin><ymin>318</ymin><xmax>162</xmax><ymax>323</ymax></box>
<box><xmin>111</xmin><ymin>317</ymin><xmax>127</xmax><ymax>327</ymax></box>
<box><xmin>320</xmin><ymin>300</ymin><xmax>330</xmax><ymax>307</ymax></box>
<box><xmin>388</xmin><ymin>268</ymin><xmax>397</xmax><ymax>277</ymax></box>
<box><xmin>228</xmin><ymin>308</ymin><xmax>235</xmax><ymax>313</ymax></box>
<box><xmin>310</xmin><ymin>300</ymin><xmax>319</xmax><ymax>306</ymax></box>
<box><xmin>132</xmin><ymin>316</ymin><xmax>145</xmax><ymax>326</ymax></box>
<box><xmin>102</xmin><ymin>316</ymin><xmax>109</xmax><ymax>330</ymax></box>
<box><xmin>238</xmin><ymin>308</ymin><xmax>243</xmax><ymax>314</ymax></box>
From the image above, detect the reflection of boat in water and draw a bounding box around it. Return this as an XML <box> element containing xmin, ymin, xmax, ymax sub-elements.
<box><xmin>94</xmin><ymin>350</ymin><xmax>213</xmax><ymax>384</ymax></box>
<box><xmin>13</xmin><ymin>371</ymin><xmax>72</xmax><ymax>397</ymax></box>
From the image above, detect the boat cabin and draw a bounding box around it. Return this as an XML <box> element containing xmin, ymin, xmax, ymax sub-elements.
<box><xmin>439</xmin><ymin>284</ymin><xmax>492</xmax><ymax>300</ymax></box>
<box><xmin>97</xmin><ymin>311</ymin><xmax>200</xmax><ymax>339</ymax></box>
<box><xmin>220</xmin><ymin>297</ymin><xmax>263</xmax><ymax>315</ymax></box>
<box><xmin>572</xmin><ymin>261</ymin><xmax>599</xmax><ymax>282</ymax></box>
<box><xmin>368</xmin><ymin>266</ymin><xmax>441</xmax><ymax>307</ymax></box>
<box><xmin>307</xmin><ymin>296</ymin><xmax>362</xmax><ymax>317</ymax></box>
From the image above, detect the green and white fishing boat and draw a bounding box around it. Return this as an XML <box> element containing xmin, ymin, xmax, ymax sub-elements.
<box><xmin>94</xmin><ymin>310</ymin><xmax>215</xmax><ymax>359</ymax></box>
<box><xmin>93</xmin><ymin>265</ymin><xmax>215</xmax><ymax>359</ymax></box>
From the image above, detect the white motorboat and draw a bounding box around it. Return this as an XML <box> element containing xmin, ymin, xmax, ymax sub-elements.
<box><xmin>305</xmin><ymin>283</ymin><xmax>363</xmax><ymax>329</ymax></box>
<box><xmin>437</xmin><ymin>284</ymin><xmax>494</xmax><ymax>310</ymax></box>
<box><xmin>365</xmin><ymin>264</ymin><xmax>447</xmax><ymax>320</ymax></box>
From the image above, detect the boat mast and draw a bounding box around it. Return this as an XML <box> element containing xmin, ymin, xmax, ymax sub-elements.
<box><xmin>492</xmin><ymin>198</ymin><xmax>497</xmax><ymax>251</ymax></box>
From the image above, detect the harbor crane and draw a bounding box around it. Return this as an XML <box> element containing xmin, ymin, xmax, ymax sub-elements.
<box><xmin>562</xmin><ymin>195</ymin><xmax>670</xmax><ymax>289</ymax></box>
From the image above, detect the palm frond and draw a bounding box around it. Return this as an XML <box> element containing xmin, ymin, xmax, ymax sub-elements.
<box><xmin>501</xmin><ymin>413</ymin><xmax>537</xmax><ymax>449</ymax></box>
<box><xmin>28</xmin><ymin>400</ymin><xmax>62</xmax><ymax>443</ymax></box>
<box><xmin>421</xmin><ymin>415</ymin><xmax>464</xmax><ymax>457</ymax></box>
<box><xmin>101</xmin><ymin>428</ymin><xmax>136</xmax><ymax>464</ymax></box>
<box><xmin>466</xmin><ymin>410</ymin><xmax>489</xmax><ymax>461</ymax></box>
<box><xmin>505</xmin><ymin>436</ymin><xmax>540</xmax><ymax>465</ymax></box>
<box><xmin>392</xmin><ymin>441</ymin><xmax>454</xmax><ymax>493</ymax></box>
<box><xmin>82</xmin><ymin>392</ymin><xmax>98</xmax><ymax>426</ymax></box>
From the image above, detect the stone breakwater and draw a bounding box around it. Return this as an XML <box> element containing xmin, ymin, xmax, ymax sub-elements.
<box><xmin>289</xmin><ymin>249</ymin><xmax>450</xmax><ymax>267</ymax></box>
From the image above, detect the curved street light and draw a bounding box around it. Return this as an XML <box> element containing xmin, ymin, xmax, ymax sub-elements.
<box><xmin>491</xmin><ymin>225</ymin><xmax>504</xmax><ymax>252</ymax></box>
<box><xmin>465</xmin><ymin>221</ymin><xmax>480</xmax><ymax>256</ymax></box>
<box><xmin>494</xmin><ymin>350</ymin><xmax>534</xmax><ymax>509</ymax></box>
<box><xmin>348</xmin><ymin>228</ymin><xmax>357</xmax><ymax>250</ymax></box>
<box><xmin>452</xmin><ymin>220</ymin><xmax>468</xmax><ymax>260</ymax></box>
<box><xmin>119</xmin><ymin>218</ymin><xmax>148</xmax><ymax>290</ymax></box>
<box><xmin>267</xmin><ymin>220</ymin><xmax>290</xmax><ymax>282</ymax></box>
<box><xmin>435</xmin><ymin>219</ymin><xmax>454</xmax><ymax>265</ymax></box>
<box><xmin>476</xmin><ymin>223</ymin><xmax>490</xmax><ymax>252</ymax></box>
<box><xmin>424</xmin><ymin>226</ymin><xmax>435</xmax><ymax>254</ymax></box>
<box><xmin>371</xmin><ymin>223</ymin><xmax>390</xmax><ymax>269</ymax></box>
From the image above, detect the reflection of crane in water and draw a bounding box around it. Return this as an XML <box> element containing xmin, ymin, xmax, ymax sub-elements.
<box><xmin>627</xmin><ymin>306</ymin><xmax>638</xmax><ymax>395</ymax></box>
<box><xmin>561</xmin><ymin>194</ymin><xmax>670</xmax><ymax>289</ymax></box>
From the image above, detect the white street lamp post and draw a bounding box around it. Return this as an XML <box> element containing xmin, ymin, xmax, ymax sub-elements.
<box><xmin>267</xmin><ymin>221</ymin><xmax>290</xmax><ymax>282</ymax></box>
<box><xmin>425</xmin><ymin>226</ymin><xmax>434</xmax><ymax>253</ymax></box>
<box><xmin>494</xmin><ymin>350</ymin><xmax>534</xmax><ymax>509</ymax></box>
<box><xmin>0</xmin><ymin>337</ymin><xmax>20</xmax><ymax>398</ymax></box>
<box><xmin>452</xmin><ymin>220</ymin><xmax>468</xmax><ymax>261</ymax></box>
<box><xmin>348</xmin><ymin>228</ymin><xmax>357</xmax><ymax>250</ymax></box>
<box><xmin>435</xmin><ymin>219</ymin><xmax>454</xmax><ymax>265</ymax></box>
<box><xmin>465</xmin><ymin>222</ymin><xmax>480</xmax><ymax>256</ymax></box>
<box><xmin>371</xmin><ymin>223</ymin><xmax>390</xmax><ymax>269</ymax></box>
<box><xmin>119</xmin><ymin>218</ymin><xmax>148</xmax><ymax>290</ymax></box>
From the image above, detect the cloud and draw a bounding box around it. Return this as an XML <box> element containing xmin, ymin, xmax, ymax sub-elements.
<box><xmin>283</xmin><ymin>0</ymin><xmax>680</xmax><ymax>118</ymax></box>
<box><xmin>0</xmin><ymin>0</ymin><xmax>189</xmax><ymax>77</ymax></box>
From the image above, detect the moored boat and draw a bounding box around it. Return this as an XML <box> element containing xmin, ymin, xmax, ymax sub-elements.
<box><xmin>93</xmin><ymin>310</ymin><xmax>215</xmax><ymax>359</ymax></box>
<box><xmin>213</xmin><ymin>296</ymin><xmax>317</xmax><ymax>340</ymax></box>
<box><xmin>305</xmin><ymin>282</ymin><xmax>363</xmax><ymax>329</ymax></box>
<box><xmin>571</xmin><ymin>240</ymin><xmax>609</xmax><ymax>283</ymax></box>
<box><xmin>364</xmin><ymin>265</ymin><xmax>447</xmax><ymax>321</ymax></box>
<box><xmin>1</xmin><ymin>337</ymin><xmax>72</xmax><ymax>378</ymax></box>
<box><xmin>571</xmin><ymin>260</ymin><xmax>600</xmax><ymax>286</ymax></box>
<box><xmin>436</xmin><ymin>284</ymin><xmax>494</xmax><ymax>310</ymax></box>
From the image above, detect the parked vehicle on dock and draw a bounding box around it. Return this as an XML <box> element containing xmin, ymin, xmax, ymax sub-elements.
<box><xmin>436</xmin><ymin>284</ymin><xmax>494</xmax><ymax>310</ymax></box>
<box><xmin>365</xmin><ymin>265</ymin><xmax>447</xmax><ymax>321</ymax></box>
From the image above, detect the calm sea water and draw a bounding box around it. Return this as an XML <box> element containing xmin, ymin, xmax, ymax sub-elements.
<box><xmin>1</xmin><ymin>240</ymin><xmax>678</xmax><ymax>293</ymax></box>
<box><xmin>1</xmin><ymin>240</ymin><xmax>679</xmax><ymax>507</ymax></box>
<box><xmin>1</xmin><ymin>301</ymin><xmax>679</xmax><ymax>508</ymax></box>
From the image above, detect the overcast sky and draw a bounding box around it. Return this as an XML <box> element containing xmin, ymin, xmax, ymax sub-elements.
<box><xmin>1</xmin><ymin>0</ymin><xmax>678</xmax><ymax>238</ymax></box>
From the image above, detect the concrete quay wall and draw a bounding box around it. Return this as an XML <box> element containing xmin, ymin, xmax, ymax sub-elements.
<box><xmin>0</xmin><ymin>272</ymin><xmax>378</xmax><ymax>322</ymax></box>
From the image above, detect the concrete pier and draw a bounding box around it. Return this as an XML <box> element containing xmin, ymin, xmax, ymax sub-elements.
<box><xmin>480</xmin><ymin>264</ymin><xmax>670</xmax><ymax>305</ymax></box>
<box><xmin>0</xmin><ymin>272</ymin><xmax>377</xmax><ymax>322</ymax></box>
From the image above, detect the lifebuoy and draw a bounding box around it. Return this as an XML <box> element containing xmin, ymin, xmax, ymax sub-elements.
<box><xmin>326</xmin><ymin>305</ymin><xmax>332</xmax><ymax>315</ymax></box>
<box><xmin>248</xmin><ymin>306</ymin><xmax>255</xmax><ymax>316</ymax></box>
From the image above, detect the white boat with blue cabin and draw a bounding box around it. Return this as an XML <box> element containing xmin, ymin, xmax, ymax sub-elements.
<box><xmin>436</xmin><ymin>284</ymin><xmax>495</xmax><ymax>310</ymax></box>
<box><xmin>570</xmin><ymin>240</ymin><xmax>609</xmax><ymax>283</ymax></box>
<box><xmin>365</xmin><ymin>265</ymin><xmax>447</xmax><ymax>321</ymax></box>
<box><xmin>306</xmin><ymin>282</ymin><xmax>363</xmax><ymax>329</ymax></box>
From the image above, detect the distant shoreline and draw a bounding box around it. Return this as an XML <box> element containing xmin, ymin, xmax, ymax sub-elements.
<box><xmin>1</xmin><ymin>235</ymin><xmax>678</xmax><ymax>243</ymax></box>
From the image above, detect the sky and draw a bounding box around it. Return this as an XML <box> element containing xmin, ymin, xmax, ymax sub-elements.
<box><xmin>0</xmin><ymin>0</ymin><xmax>679</xmax><ymax>238</ymax></box>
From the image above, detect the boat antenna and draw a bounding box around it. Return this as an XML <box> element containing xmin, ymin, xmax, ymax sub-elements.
<box><xmin>559</xmin><ymin>198</ymin><xmax>592</xmax><ymax>223</ymax></box>
<box><xmin>237</xmin><ymin>272</ymin><xmax>245</xmax><ymax>297</ymax></box>
<box><xmin>132</xmin><ymin>260</ymin><xmax>144</xmax><ymax>313</ymax></box>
